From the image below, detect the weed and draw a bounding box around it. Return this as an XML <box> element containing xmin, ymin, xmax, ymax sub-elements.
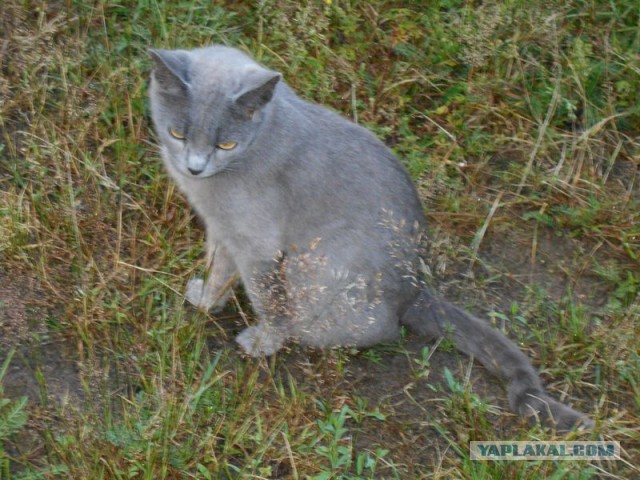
<box><xmin>0</xmin><ymin>351</ymin><xmax>27</xmax><ymax>474</ymax></box>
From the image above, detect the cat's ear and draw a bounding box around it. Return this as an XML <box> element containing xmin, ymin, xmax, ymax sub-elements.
<box><xmin>233</xmin><ymin>68</ymin><xmax>281</xmax><ymax>114</ymax></box>
<box><xmin>149</xmin><ymin>49</ymin><xmax>190</xmax><ymax>95</ymax></box>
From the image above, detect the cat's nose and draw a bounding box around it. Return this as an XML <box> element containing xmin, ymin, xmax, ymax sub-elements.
<box><xmin>188</xmin><ymin>167</ymin><xmax>204</xmax><ymax>176</ymax></box>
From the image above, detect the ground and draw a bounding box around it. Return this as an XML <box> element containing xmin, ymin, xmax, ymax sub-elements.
<box><xmin>1</xmin><ymin>224</ymin><xmax>634</xmax><ymax>477</ymax></box>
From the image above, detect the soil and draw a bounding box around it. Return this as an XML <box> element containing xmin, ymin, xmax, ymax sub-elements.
<box><xmin>0</xmin><ymin>223</ymin><xmax>606</xmax><ymax>476</ymax></box>
<box><xmin>0</xmin><ymin>272</ymin><xmax>83</xmax><ymax>466</ymax></box>
<box><xmin>198</xmin><ymin>222</ymin><xmax>606</xmax><ymax>476</ymax></box>
<box><xmin>0</xmin><ymin>277</ymin><xmax>81</xmax><ymax>403</ymax></box>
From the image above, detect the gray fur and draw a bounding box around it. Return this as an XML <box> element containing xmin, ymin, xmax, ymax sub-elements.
<box><xmin>148</xmin><ymin>45</ymin><xmax>592</xmax><ymax>430</ymax></box>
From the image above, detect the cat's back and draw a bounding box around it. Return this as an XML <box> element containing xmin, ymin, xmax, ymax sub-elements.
<box><xmin>274</xmin><ymin>86</ymin><xmax>425</xmax><ymax>229</ymax></box>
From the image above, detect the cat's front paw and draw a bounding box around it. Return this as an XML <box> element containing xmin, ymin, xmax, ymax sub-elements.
<box><xmin>236</xmin><ymin>325</ymin><xmax>285</xmax><ymax>357</ymax></box>
<box><xmin>185</xmin><ymin>278</ymin><xmax>209</xmax><ymax>310</ymax></box>
<box><xmin>185</xmin><ymin>277</ymin><xmax>233</xmax><ymax>312</ymax></box>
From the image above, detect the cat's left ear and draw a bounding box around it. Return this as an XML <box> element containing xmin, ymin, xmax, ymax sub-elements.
<box><xmin>149</xmin><ymin>49</ymin><xmax>191</xmax><ymax>95</ymax></box>
<box><xmin>233</xmin><ymin>68</ymin><xmax>281</xmax><ymax>114</ymax></box>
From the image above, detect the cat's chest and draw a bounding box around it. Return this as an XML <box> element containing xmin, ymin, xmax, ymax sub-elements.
<box><xmin>183</xmin><ymin>176</ymin><xmax>285</xmax><ymax>248</ymax></box>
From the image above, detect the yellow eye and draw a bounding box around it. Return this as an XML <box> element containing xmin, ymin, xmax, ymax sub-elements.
<box><xmin>216</xmin><ymin>142</ymin><xmax>237</xmax><ymax>150</ymax></box>
<box><xmin>169</xmin><ymin>128</ymin><xmax>186</xmax><ymax>140</ymax></box>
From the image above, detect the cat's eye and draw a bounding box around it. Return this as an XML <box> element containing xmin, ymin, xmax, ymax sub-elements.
<box><xmin>169</xmin><ymin>128</ymin><xmax>186</xmax><ymax>140</ymax></box>
<box><xmin>216</xmin><ymin>142</ymin><xmax>237</xmax><ymax>150</ymax></box>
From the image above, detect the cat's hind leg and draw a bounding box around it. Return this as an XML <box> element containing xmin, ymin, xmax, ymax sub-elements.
<box><xmin>234</xmin><ymin>254</ymin><xmax>402</xmax><ymax>356</ymax></box>
<box><xmin>234</xmin><ymin>254</ymin><xmax>291</xmax><ymax>356</ymax></box>
<box><xmin>235</xmin><ymin>322</ymin><xmax>286</xmax><ymax>357</ymax></box>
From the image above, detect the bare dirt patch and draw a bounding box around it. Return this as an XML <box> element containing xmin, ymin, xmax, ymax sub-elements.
<box><xmin>0</xmin><ymin>272</ymin><xmax>82</xmax><ymax>404</ymax></box>
<box><xmin>478</xmin><ymin>222</ymin><xmax>612</xmax><ymax>310</ymax></box>
<box><xmin>0</xmin><ymin>271</ymin><xmax>83</xmax><ymax>467</ymax></box>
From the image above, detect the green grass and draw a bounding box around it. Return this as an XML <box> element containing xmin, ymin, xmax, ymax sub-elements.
<box><xmin>1</xmin><ymin>0</ymin><xmax>639</xmax><ymax>478</ymax></box>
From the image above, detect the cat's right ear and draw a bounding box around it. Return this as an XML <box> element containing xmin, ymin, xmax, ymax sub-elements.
<box><xmin>232</xmin><ymin>68</ymin><xmax>281</xmax><ymax>115</ymax></box>
<box><xmin>149</xmin><ymin>49</ymin><xmax>190</xmax><ymax>95</ymax></box>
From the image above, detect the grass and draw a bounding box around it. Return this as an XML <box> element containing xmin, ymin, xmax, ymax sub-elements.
<box><xmin>1</xmin><ymin>0</ymin><xmax>639</xmax><ymax>478</ymax></box>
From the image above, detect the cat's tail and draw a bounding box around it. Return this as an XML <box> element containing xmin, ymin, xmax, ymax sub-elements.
<box><xmin>401</xmin><ymin>289</ymin><xmax>593</xmax><ymax>431</ymax></box>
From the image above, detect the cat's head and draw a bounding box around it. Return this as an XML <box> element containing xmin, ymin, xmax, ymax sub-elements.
<box><xmin>148</xmin><ymin>46</ymin><xmax>281</xmax><ymax>178</ymax></box>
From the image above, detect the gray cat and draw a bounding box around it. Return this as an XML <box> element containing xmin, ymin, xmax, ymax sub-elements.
<box><xmin>148</xmin><ymin>45</ymin><xmax>592</xmax><ymax>430</ymax></box>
